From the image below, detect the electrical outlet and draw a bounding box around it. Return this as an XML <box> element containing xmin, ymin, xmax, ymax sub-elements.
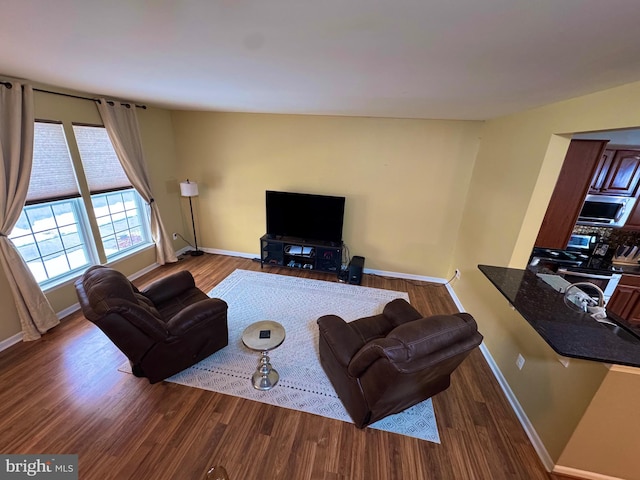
<box><xmin>516</xmin><ymin>353</ymin><xmax>525</xmax><ymax>370</ymax></box>
<box><xmin>172</xmin><ymin>232</ymin><xmax>178</xmax><ymax>240</ymax></box>
<box><xmin>455</xmin><ymin>268</ymin><xmax>461</xmax><ymax>280</ymax></box>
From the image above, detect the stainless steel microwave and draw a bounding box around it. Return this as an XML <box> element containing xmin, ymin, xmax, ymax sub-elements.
<box><xmin>577</xmin><ymin>194</ymin><xmax>636</xmax><ymax>227</ymax></box>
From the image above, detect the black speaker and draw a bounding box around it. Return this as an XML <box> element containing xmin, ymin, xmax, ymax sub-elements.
<box><xmin>348</xmin><ymin>256</ymin><xmax>365</xmax><ymax>285</ymax></box>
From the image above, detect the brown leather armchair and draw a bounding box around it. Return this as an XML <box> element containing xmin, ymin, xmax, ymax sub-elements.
<box><xmin>317</xmin><ymin>298</ymin><xmax>483</xmax><ymax>428</ymax></box>
<box><xmin>75</xmin><ymin>265</ymin><xmax>228</xmax><ymax>384</ymax></box>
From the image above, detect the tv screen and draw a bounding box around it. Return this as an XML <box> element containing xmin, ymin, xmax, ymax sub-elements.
<box><xmin>266</xmin><ymin>190</ymin><xmax>345</xmax><ymax>244</ymax></box>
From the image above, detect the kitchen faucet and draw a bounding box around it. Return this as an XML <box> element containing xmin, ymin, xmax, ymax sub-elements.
<box><xmin>564</xmin><ymin>282</ymin><xmax>607</xmax><ymax>319</ymax></box>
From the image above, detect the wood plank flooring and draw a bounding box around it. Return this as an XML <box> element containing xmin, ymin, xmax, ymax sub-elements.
<box><xmin>0</xmin><ymin>253</ymin><xmax>569</xmax><ymax>479</ymax></box>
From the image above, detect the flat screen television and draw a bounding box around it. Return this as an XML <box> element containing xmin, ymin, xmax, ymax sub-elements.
<box><xmin>266</xmin><ymin>190</ymin><xmax>345</xmax><ymax>244</ymax></box>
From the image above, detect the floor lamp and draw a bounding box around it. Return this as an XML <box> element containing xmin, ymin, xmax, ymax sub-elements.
<box><xmin>180</xmin><ymin>179</ymin><xmax>204</xmax><ymax>256</ymax></box>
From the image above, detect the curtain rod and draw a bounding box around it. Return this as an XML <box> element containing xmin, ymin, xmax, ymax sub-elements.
<box><xmin>1</xmin><ymin>80</ymin><xmax>146</xmax><ymax>109</ymax></box>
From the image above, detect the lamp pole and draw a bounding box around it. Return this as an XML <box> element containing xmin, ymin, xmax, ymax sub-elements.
<box><xmin>188</xmin><ymin>194</ymin><xmax>203</xmax><ymax>256</ymax></box>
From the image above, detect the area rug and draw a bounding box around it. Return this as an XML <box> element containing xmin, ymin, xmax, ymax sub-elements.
<box><xmin>122</xmin><ymin>269</ymin><xmax>440</xmax><ymax>443</ymax></box>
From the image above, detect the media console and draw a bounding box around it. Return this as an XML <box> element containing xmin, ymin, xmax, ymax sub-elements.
<box><xmin>260</xmin><ymin>234</ymin><xmax>343</xmax><ymax>276</ymax></box>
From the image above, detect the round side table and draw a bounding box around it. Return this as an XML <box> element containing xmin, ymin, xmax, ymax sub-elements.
<box><xmin>241</xmin><ymin>320</ymin><xmax>286</xmax><ymax>390</ymax></box>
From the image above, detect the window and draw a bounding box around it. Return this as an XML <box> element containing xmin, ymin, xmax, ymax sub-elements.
<box><xmin>73</xmin><ymin>124</ymin><xmax>151</xmax><ymax>258</ymax></box>
<box><xmin>92</xmin><ymin>190</ymin><xmax>149</xmax><ymax>257</ymax></box>
<box><xmin>9</xmin><ymin>121</ymin><xmax>152</xmax><ymax>288</ymax></box>
<box><xmin>10</xmin><ymin>200</ymin><xmax>91</xmax><ymax>284</ymax></box>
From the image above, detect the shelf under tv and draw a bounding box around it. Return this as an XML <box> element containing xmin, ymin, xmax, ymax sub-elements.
<box><xmin>260</xmin><ymin>234</ymin><xmax>343</xmax><ymax>276</ymax></box>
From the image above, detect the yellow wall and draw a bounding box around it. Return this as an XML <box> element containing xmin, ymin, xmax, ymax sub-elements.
<box><xmin>452</xmin><ymin>80</ymin><xmax>640</xmax><ymax>476</ymax></box>
<box><xmin>170</xmin><ymin>111</ymin><xmax>483</xmax><ymax>276</ymax></box>
<box><xmin>0</xmin><ymin>87</ymin><xmax>183</xmax><ymax>342</ymax></box>
<box><xmin>558</xmin><ymin>369</ymin><xmax>640</xmax><ymax>480</ymax></box>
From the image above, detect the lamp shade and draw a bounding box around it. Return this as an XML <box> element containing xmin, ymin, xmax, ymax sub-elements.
<box><xmin>180</xmin><ymin>180</ymin><xmax>199</xmax><ymax>197</ymax></box>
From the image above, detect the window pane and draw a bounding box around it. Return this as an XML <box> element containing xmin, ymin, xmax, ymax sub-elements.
<box><xmin>52</xmin><ymin>203</ymin><xmax>75</xmax><ymax>227</ymax></box>
<box><xmin>108</xmin><ymin>194</ymin><xmax>125</xmax><ymax>214</ymax></box>
<box><xmin>60</xmin><ymin>224</ymin><xmax>82</xmax><ymax>249</ymax></box>
<box><xmin>103</xmin><ymin>235</ymin><xmax>118</xmax><ymax>257</ymax></box>
<box><xmin>67</xmin><ymin>246</ymin><xmax>89</xmax><ymax>269</ymax></box>
<box><xmin>27</xmin><ymin>260</ymin><xmax>47</xmax><ymax>283</ymax></box>
<box><xmin>92</xmin><ymin>195</ymin><xmax>108</xmax><ymax>213</ymax></box>
<box><xmin>98</xmin><ymin>222</ymin><xmax>115</xmax><ymax>238</ymax></box>
<box><xmin>91</xmin><ymin>189</ymin><xmax>150</xmax><ymax>258</ymax></box>
<box><xmin>36</xmin><ymin>233</ymin><xmax>64</xmax><ymax>257</ymax></box>
<box><xmin>26</xmin><ymin>205</ymin><xmax>56</xmax><ymax>233</ymax></box>
<box><xmin>16</xmin><ymin>235</ymin><xmax>39</xmax><ymax>262</ymax></box>
<box><xmin>9</xmin><ymin>200</ymin><xmax>91</xmax><ymax>284</ymax></box>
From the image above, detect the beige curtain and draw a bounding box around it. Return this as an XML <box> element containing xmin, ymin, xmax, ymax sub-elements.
<box><xmin>96</xmin><ymin>99</ymin><xmax>177</xmax><ymax>264</ymax></box>
<box><xmin>0</xmin><ymin>82</ymin><xmax>59</xmax><ymax>341</ymax></box>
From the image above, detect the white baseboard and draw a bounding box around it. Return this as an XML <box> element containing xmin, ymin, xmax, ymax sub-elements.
<box><xmin>0</xmin><ymin>332</ymin><xmax>23</xmax><ymax>351</ymax></box>
<box><xmin>126</xmin><ymin>262</ymin><xmax>161</xmax><ymax>281</ymax></box>
<box><xmin>56</xmin><ymin>304</ymin><xmax>80</xmax><ymax>320</ymax></box>
<box><xmin>201</xmin><ymin>247</ymin><xmax>258</xmax><ymax>259</ymax></box>
<box><xmin>363</xmin><ymin>267</ymin><xmax>449</xmax><ymax>284</ymax></box>
<box><xmin>552</xmin><ymin>465</ymin><xmax>625</xmax><ymax>480</ymax></box>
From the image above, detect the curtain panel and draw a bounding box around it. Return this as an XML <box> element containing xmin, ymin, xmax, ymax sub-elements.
<box><xmin>96</xmin><ymin>100</ymin><xmax>177</xmax><ymax>265</ymax></box>
<box><xmin>0</xmin><ymin>82</ymin><xmax>59</xmax><ymax>341</ymax></box>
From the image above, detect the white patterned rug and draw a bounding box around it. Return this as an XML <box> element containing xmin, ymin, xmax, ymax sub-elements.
<box><xmin>121</xmin><ymin>269</ymin><xmax>440</xmax><ymax>443</ymax></box>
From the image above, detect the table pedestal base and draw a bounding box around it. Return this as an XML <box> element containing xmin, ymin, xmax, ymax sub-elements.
<box><xmin>252</xmin><ymin>350</ymin><xmax>279</xmax><ymax>390</ymax></box>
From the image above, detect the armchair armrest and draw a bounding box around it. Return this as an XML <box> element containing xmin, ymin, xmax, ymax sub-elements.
<box><xmin>166</xmin><ymin>298</ymin><xmax>228</xmax><ymax>336</ymax></box>
<box><xmin>317</xmin><ymin>314</ymin><xmax>365</xmax><ymax>368</ymax></box>
<box><xmin>109</xmin><ymin>302</ymin><xmax>169</xmax><ymax>341</ymax></box>
<box><xmin>142</xmin><ymin>271</ymin><xmax>196</xmax><ymax>305</ymax></box>
<box><xmin>348</xmin><ymin>338</ymin><xmax>398</xmax><ymax>377</ymax></box>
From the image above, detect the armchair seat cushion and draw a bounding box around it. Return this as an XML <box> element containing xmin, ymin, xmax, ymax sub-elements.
<box><xmin>75</xmin><ymin>265</ymin><xmax>228</xmax><ymax>383</ymax></box>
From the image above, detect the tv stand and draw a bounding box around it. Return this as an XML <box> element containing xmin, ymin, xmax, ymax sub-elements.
<box><xmin>260</xmin><ymin>235</ymin><xmax>343</xmax><ymax>276</ymax></box>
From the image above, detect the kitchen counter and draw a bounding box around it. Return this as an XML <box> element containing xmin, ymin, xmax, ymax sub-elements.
<box><xmin>479</xmin><ymin>264</ymin><xmax>640</xmax><ymax>368</ymax></box>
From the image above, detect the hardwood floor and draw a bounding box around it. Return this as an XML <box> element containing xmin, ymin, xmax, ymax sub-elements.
<box><xmin>0</xmin><ymin>253</ymin><xmax>566</xmax><ymax>479</ymax></box>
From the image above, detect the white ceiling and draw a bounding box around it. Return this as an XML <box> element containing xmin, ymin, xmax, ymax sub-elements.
<box><xmin>2</xmin><ymin>0</ymin><xmax>640</xmax><ymax>120</ymax></box>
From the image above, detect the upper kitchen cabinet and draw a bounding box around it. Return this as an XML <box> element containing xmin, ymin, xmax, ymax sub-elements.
<box><xmin>589</xmin><ymin>149</ymin><xmax>640</xmax><ymax>196</ymax></box>
<box><xmin>589</xmin><ymin>149</ymin><xmax>615</xmax><ymax>193</ymax></box>
<box><xmin>535</xmin><ymin>140</ymin><xmax>608</xmax><ymax>249</ymax></box>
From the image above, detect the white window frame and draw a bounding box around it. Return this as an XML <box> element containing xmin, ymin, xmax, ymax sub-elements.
<box><xmin>92</xmin><ymin>188</ymin><xmax>153</xmax><ymax>261</ymax></box>
<box><xmin>10</xmin><ymin>198</ymin><xmax>97</xmax><ymax>289</ymax></box>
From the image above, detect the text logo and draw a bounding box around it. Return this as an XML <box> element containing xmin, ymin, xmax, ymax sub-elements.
<box><xmin>1</xmin><ymin>455</ymin><xmax>77</xmax><ymax>479</ymax></box>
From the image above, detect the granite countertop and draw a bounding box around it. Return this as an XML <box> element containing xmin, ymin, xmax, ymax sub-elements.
<box><xmin>478</xmin><ymin>264</ymin><xmax>640</xmax><ymax>368</ymax></box>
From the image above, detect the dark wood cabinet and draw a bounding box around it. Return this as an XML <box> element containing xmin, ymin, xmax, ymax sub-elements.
<box><xmin>607</xmin><ymin>275</ymin><xmax>640</xmax><ymax>325</ymax></box>
<box><xmin>589</xmin><ymin>149</ymin><xmax>615</xmax><ymax>193</ymax></box>
<box><xmin>621</xmin><ymin>197</ymin><xmax>640</xmax><ymax>230</ymax></box>
<box><xmin>535</xmin><ymin>140</ymin><xmax>608</xmax><ymax>249</ymax></box>
<box><xmin>590</xmin><ymin>150</ymin><xmax>640</xmax><ymax>197</ymax></box>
